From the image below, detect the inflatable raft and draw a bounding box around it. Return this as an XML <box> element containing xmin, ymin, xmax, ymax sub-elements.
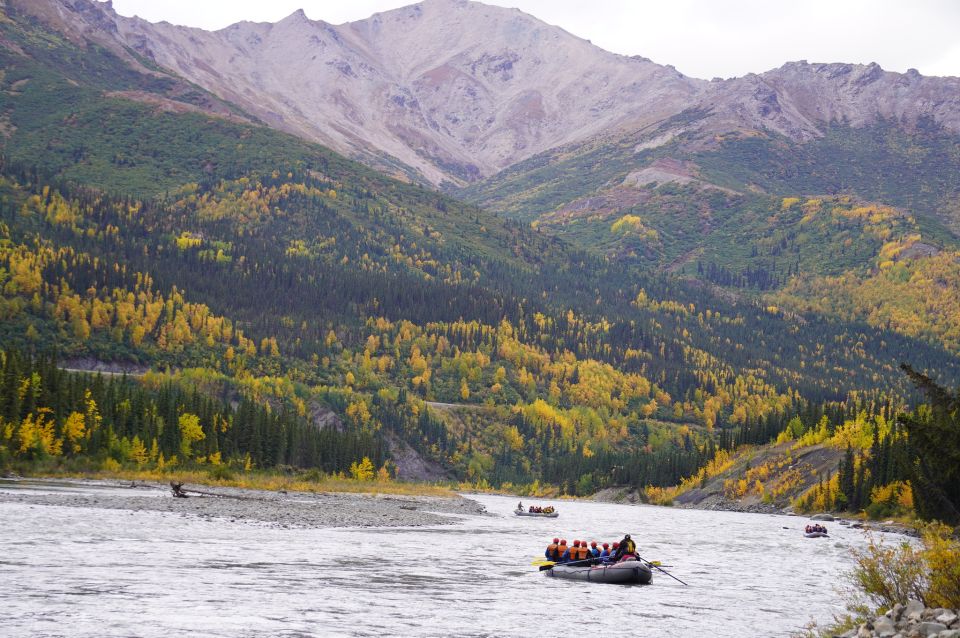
<box><xmin>514</xmin><ymin>509</ymin><xmax>559</xmax><ymax>518</ymax></box>
<box><xmin>545</xmin><ymin>560</ymin><xmax>652</xmax><ymax>585</ymax></box>
<box><xmin>804</xmin><ymin>531</ymin><xmax>829</xmax><ymax>538</ymax></box>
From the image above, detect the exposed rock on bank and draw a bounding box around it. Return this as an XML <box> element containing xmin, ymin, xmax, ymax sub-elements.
<box><xmin>0</xmin><ymin>479</ymin><xmax>487</xmax><ymax>528</ymax></box>
<box><xmin>839</xmin><ymin>601</ymin><xmax>960</xmax><ymax>637</ymax></box>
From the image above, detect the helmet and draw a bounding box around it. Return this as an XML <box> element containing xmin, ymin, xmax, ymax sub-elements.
<box><xmin>624</xmin><ymin>534</ymin><xmax>631</xmax><ymax>540</ymax></box>
<box><xmin>560</xmin><ymin>539</ymin><xmax>566</xmax><ymax>545</ymax></box>
<box><xmin>590</xmin><ymin>541</ymin><xmax>597</xmax><ymax>547</ymax></box>
<box><xmin>553</xmin><ymin>538</ymin><xmax>559</xmax><ymax>543</ymax></box>
<box><xmin>612</xmin><ymin>543</ymin><xmax>619</xmax><ymax>549</ymax></box>
<box><xmin>602</xmin><ymin>543</ymin><xmax>609</xmax><ymax>549</ymax></box>
<box><xmin>572</xmin><ymin>540</ymin><xmax>579</xmax><ymax>547</ymax></box>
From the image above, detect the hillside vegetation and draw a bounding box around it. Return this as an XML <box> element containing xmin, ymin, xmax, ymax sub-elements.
<box><xmin>0</xmin><ymin>5</ymin><xmax>958</xmax><ymax>503</ymax></box>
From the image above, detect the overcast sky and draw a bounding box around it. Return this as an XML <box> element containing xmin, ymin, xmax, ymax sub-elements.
<box><xmin>108</xmin><ymin>0</ymin><xmax>960</xmax><ymax>79</ymax></box>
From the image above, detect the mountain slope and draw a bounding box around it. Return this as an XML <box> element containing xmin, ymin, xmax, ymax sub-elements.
<box><xmin>1</xmin><ymin>0</ymin><xmax>959</xmax><ymax>492</ymax></box>
<box><xmin>14</xmin><ymin>0</ymin><xmax>960</xmax><ymax>191</ymax></box>
<box><xmin>82</xmin><ymin>0</ymin><xmax>698</xmax><ymax>185</ymax></box>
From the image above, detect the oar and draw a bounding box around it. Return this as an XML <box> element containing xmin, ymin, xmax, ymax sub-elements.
<box><xmin>636</xmin><ymin>553</ymin><xmax>688</xmax><ymax>586</ymax></box>
<box><xmin>535</xmin><ymin>557</ymin><xmax>668</xmax><ymax>568</ymax></box>
<box><xmin>536</xmin><ymin>557</ymin><xmax>599</xmax><ymax>570</ymax></box>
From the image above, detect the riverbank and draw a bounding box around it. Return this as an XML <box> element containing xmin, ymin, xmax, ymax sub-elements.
<box><xmin>0</xmin><ymin>477</ymin><xmax>488</xmax><ymax>528</ymax></box>
<box><xmin>591</xmin><ymin>486</ymin><xmax>921</xmax><ymax>537</ymax></box>
<box><xmin>836</xmin><ymin>601</ymin><xmax>960</xmax><ymax>638</ymax></box>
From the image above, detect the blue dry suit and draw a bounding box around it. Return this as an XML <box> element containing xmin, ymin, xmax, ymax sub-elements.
<box><xmin>599</xmin><ymin>549</ymin><xmax>610</xmax><ymax>560</ymax></box>
<box><xmin>559</xmin><ymin>548</ymin><xmax>571</xmax><ymax>563</ymax></box>
<box><xmin>590</xmin><ymin>547</ymin><xmax>600</xmax><ymax>558</ymax></box>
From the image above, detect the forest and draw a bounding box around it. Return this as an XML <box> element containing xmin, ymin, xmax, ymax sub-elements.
<box><xmin>0</xmin><ymin>3</ymin><xmax>957</xmax><ymax>524</ymax></box>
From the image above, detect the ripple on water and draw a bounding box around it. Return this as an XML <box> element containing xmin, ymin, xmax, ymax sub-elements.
<box><xmin>1</xmin><ymin>492</ymin><xmax>885</xmax><ymax>637</ymax></box>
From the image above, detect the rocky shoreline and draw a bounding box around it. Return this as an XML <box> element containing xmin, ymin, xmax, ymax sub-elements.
<box><xmin>591</xmin><ymin>488</ymin><xmax>919</xmax><ymax>536</ymax></box>
<box><xmin>0</xmin><ymin>478</ymin><xmax>488</xmax><ymax>529</ymax></box>
<box><xmin>839</xmin><ymin>601</ymin><xmax>959</xmax><ymax>637</ymax></box>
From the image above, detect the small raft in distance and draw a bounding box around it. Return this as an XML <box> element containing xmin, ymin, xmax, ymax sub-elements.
<box><xmin>545</xmin><ymin>560</ymin><xmax>652</xmax><ymax>585</ymax></box>
<box><xmin>514</xmin><ymin>508</ymin><xmax>559</xmax><ymax>518</ymax></box>
<box><xmin>804</xmin><ymin>531</ymin><xmax>829</xmax><ymax>538</ymax></box>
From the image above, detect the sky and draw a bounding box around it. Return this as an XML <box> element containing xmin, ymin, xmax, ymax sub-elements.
<box><xmin>107</xmin><ymin>0</ymin><xmax>960</xmax><ymax>79</ymax></box>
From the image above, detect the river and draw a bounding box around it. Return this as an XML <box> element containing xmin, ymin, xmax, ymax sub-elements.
<box><xmin>0</xmin><ymin>484</ymin><xmax>875</xmax><ymax>637</ymax></box>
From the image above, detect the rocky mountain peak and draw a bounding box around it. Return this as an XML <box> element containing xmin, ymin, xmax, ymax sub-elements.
<box><xmin>9</xmin><ymin>0</ymin><xmax>960</xmax><ymax>186</ymax></box>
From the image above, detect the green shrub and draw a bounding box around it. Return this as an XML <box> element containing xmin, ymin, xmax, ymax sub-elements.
<box><xmin>848</xmin><ymin>533</ymin><xmax>928</xmax><ymax>609</ymax></box>
<box><xmin>207</xmin><ymin>464</ymin><xmax>235</xmax><ymax>481</ymax></box>
<box><xmin>864</xmin><ymin>501</ymin><xmax>896</xmax><ymax>520</ymax></box>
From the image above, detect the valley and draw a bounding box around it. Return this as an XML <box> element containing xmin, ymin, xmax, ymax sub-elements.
<box><xmin>0</xmin><ymin>0</ymin><xmax>957</xmax><ymax>527</ymax></box>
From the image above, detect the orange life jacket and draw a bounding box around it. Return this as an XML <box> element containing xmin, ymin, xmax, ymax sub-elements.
<box><xmin>576</xmin><ymin>546</ymin><xmax>589</xmax><ymax>560</ymax></box>
<box><xmin>557</xmin><ymin>543</ymin><xmax>568</xmax><ymax>557</ymax></box>
<box><xmin>546</xmin><ymin>543</ymin><xmax>558</xmax><ymax>558</ymax></box>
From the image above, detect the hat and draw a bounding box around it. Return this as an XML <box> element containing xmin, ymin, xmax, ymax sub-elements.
<box><xmin>553</xmin><ymin>538</ymin><xmax>559</xmax><ymax>543</ymax></box>
<box><xmin>560</xmin><ymin>539</ymin><xmax>567</xmax><ymax>545</ymax></box>
<box><xmin>602</xmin><ymin>543</ymin><xmax>609</xmax><ymax>549</ymax></box>
<box><xmin>590</xmin><ymin>541</ymin><xmax>597</xmax><ymax>547</ymax></box>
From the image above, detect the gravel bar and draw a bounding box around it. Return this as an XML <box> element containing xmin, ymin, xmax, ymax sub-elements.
<box><xmin>0</xmin><ymin>479</ymin><xmax>488</xmax><ymax>529</ymax></box>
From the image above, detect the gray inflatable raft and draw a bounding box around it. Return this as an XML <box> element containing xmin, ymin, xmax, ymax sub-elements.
<box><xmin>545</xmin><ymin>560</ymin><xmax>652</xmax><ymax>585</ymax></box>
<box><xmin>515</xmin><ymin>509</ymin><xmax>559</xmax><ymax>518</ymax></box>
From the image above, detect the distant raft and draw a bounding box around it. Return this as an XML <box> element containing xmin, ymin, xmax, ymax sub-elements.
<box><xmin>545</xmin><ymin>560</ymin><xmax>652</xmax><ymax>585</ymax></box>
<box><xmin>804</xmin><ymin>531</ymin><xmax>829</xmax><ymax>538</ymax></box>
<box><xmin>514</xmin><ymin>509</ymin><xmax>559</xmax><ymax>518</ymax></box>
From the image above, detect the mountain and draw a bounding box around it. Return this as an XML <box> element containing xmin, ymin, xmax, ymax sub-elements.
<box><xmin>7</xmin><ymin>0</ymin><xmax>695</xmax><ymax>186</ymax></box>
<box><xmin>0</xmin><ymin>0</ymin><xmax>959</xmax><ymax>501</ymax></box>
<box><xmin>10</xmin><ymin>0</ymin><xmax>960</xmax><ymax>356</ymax></box>
<box><xmin>11</xmin><ymin>0</ymin><xmax>960</xmax><ymax>191</ymax></box>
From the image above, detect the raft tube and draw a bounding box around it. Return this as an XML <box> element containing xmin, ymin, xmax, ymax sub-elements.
<box><xmin>514</xmin><ymin>509</ymin><xmax>559</xmax><ymax>518</ymax></box>
<box><xmin>545</xmin><ymin>560</ymin><xmax>652</xmax><ymax>585</ymax></box>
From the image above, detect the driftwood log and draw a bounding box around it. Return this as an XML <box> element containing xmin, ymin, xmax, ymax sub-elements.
<box><xmin>170</xmin><ymin>481</ymin><xmax>189</xmax><ymax>498</ymax></box>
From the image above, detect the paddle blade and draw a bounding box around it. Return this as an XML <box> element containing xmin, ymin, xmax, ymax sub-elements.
<box><xmin>531</xmin><ymin>559</ymin><xmax>555</xmax><ymax>566</ymax></box>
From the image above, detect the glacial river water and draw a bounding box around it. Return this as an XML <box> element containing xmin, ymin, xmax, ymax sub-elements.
<box><xmin>0</xmin><ymin>484</ymin><xmax>880</xmax><ymax>637</ymax></box>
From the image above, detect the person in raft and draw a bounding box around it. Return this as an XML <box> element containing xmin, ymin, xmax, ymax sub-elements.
<box><xmin>545</xmin><ymin>538</ymin><xmax>560</xmax><ymax>561</ymax></box>
<box><xmin>574</xmin><ymin>540</ymin><xmax>592</xmax><ymax>563</ymax></box>
<box><xmin>612</xmin><ymin>534</ymin><xmax>637</xmax><ymax>561</ymax></box>
<box><xmin>589</xmin><ymin>541</ymin><xmax>600</xmax><ymax>558</ymax></box>
<box><xmin>599</xmin><ymin>543</ymin><xmax>611</xmax><ymax>560</ymax></box>
<box><xmin>518</xmin><ymin>501</ymin><xmax>524</xmax><ymax>511</ymax></box>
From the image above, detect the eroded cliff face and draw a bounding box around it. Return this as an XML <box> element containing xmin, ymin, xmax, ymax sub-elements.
<box><xmin>10</xmin><ymin>0</ymin><xmax>960</xmax><ymax>185</ymax></box>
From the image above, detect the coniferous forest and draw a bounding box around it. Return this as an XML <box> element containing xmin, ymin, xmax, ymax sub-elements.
<box><xmin>0</xmin><ymin>2</ymin><xmax>958</xmax><ymax>525</ymax></box>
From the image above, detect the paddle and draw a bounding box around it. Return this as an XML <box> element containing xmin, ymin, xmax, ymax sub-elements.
<box><xmin>636</xmin><ymin>553</ymin><xmax>688</xmax><ymax>586</ymax></box>
<box><xmin>532</xmin><ymin>558</ymin><xmax>664</xmax><ymax>568</ymax></box>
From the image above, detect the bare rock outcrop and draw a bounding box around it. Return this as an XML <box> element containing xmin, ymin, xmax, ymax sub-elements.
<box><xmin>10</xmin><ymin>0</ymin><xmax>960</xmax><ymax>186</ymax></box>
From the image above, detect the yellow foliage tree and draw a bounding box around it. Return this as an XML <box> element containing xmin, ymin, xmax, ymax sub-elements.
<box><xmin>178</xmin><ymin>413</ymin><xmax>205</xmax><ymax>458</ymax></box>
<box><xmin>349</xmin><ymin>456</ymin><xmax>375</xmax><ymax>481</ymax></box>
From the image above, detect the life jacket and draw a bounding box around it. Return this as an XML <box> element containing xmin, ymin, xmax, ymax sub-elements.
<box><xmin>577</xmin><ymin>546</ymin><xmax>590</xmax><ymax>561</ymax></box>
<box><xmin>546</xmin><ymin>543</ymin><xmax>558</xmax><ymax>559</ymax></box>
<box><xmin>623</xmin><ymin>539</ymin><xmax>636</xmax><ymax>554</ymax></box>
<box><xmin>557</xmin><ymin>543</ymin><xmax>568</xmax><ymax>559</ymax></box>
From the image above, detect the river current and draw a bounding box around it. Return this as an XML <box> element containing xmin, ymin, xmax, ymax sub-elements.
<box><xmin>1</xmin><ymin>484</ymin><xmax>878</xmax><ymax>637</ymax></box>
